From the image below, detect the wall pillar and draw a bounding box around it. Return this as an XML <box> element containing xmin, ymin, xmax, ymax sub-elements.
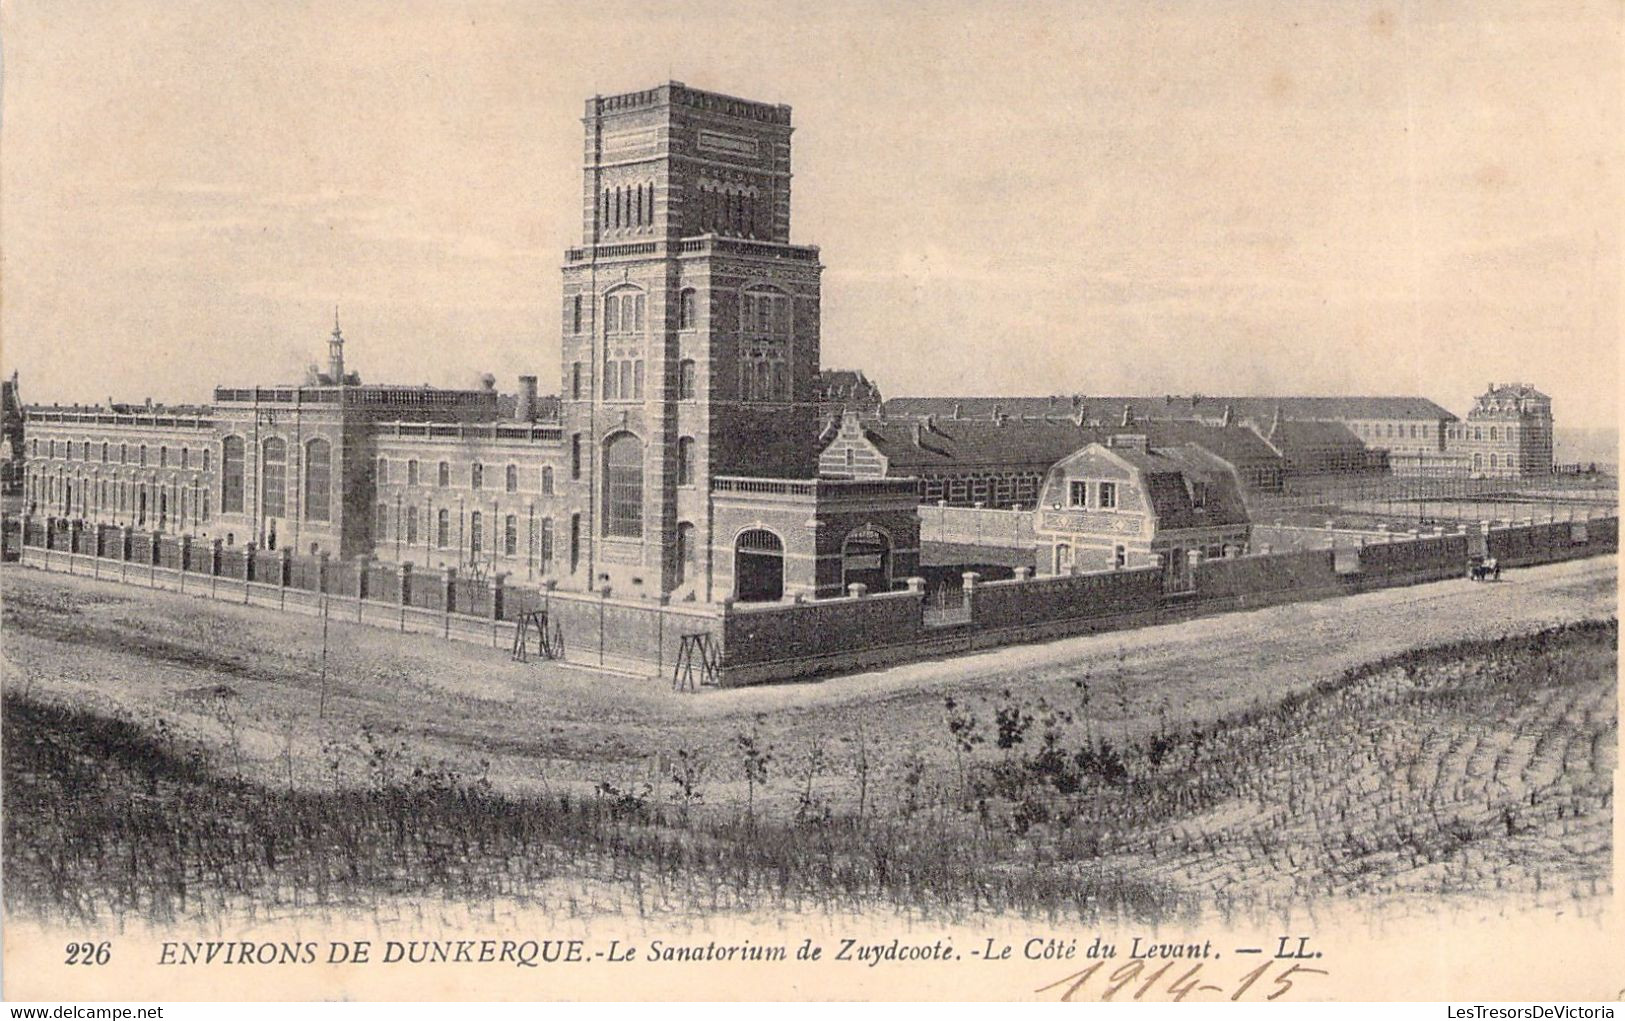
<box><xmin>179</xmin><ymin>534</ymin><xmax>193</xmax><ymax>572</ymax></box>
<box><xmin>1013</xmin><ymin>566</ymin><xmax>1032</xmax><ymax>581</ymax></box>
<box><xmin>355</xmin><ymin>555</ymin><xmax>371</xmax><ymax>600</ymax></box>
<box><xmin>399</xmin><ymin>563</ymin><xmax>413</xmax><ymax>606</ymax></box>
<box><xmin>442</xmin><ymin>566</ymin><xmax>457</xmax><ymax>614</ymax></box>
<box><xmin>243</xmin><ymin>542</ymin><xmax>258</xmax><ymax>582</ymax></box>
<box><xmin>149</xmin><ymin>530</ymin><xmax>163</xmax><ymax>566</ymax></box>
<box><xmin>317</xmin><ymin>551</ymin><xmax>330</xmax><ymax>594</ymax></box>
<box><xmin>492</xmin><ymin>571</ymin><xmax>508</xmax><ymax>620</ymax></box>
<box><xmin>120</xmin><ymin>525</ymin><xmax>133</xmax><ymax>562</ymax></box>
<box><xmin>847</xmin><ymin>582</ymin><xmax>868</xmax><ymax>599</ymax></box>
<box><xmin>905</xmin><ymin>576</ymin><xmax>926</xmax><ymax>593</ymax></box>
<box><xmin>210</xmin><ymin>538</ymin><xmax>223</xmax><ymax>576</ymax></box>
<box><xmin>278</xmin><ymin>548</ymin><xmax>293</xmax><ymax>587</ymax></box>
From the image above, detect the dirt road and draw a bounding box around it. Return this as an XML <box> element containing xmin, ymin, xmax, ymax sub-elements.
<box><xmin>1</xmin><ymin>556</ymin><xmax>1614</xmax><ymax>796</ymax></box>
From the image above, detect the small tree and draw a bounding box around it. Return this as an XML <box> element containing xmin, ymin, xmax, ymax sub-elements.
<box><xmin>735</xmin><ymin>720</ymin><xmax>775</xmax><ymax>826</ymax></box>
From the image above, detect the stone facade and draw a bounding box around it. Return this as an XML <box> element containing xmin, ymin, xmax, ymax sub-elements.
<box><xmin>1445</xmin><ymin>383</ymin><xmax>1554</xmax><ymax>478</ymax></box>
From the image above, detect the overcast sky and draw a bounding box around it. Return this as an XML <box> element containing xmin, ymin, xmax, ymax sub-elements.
<box><xmin>3</xmin><ymin>0</ymin><xmax>1618</xmax><ymax>427</ymax></box>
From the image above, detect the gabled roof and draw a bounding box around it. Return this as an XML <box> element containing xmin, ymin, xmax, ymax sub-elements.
<box><xmin>1480</xmin><ymin>383</ymin><xmax>1549</xmax><ymax>401</ymax></box>
<box><xmin>1047</xmin><ymin>441</ymin><xmax>1251</xmax><ymax>530</ymax></box>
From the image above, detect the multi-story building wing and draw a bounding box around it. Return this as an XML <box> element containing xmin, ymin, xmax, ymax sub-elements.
<box><xmin>1447</xmin><ymin>383</ymin><xmax>1554</xmax><ymax>478</ymax></box>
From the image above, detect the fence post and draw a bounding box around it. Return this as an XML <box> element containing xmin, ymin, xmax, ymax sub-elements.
<box><xmin>442</xmin><ymin>566</ymin><xmax>456</xmax><ymax>636</ymax></box>
<box><xmin>961</xmin><ymin>571</ymin><xmax>980</xmax><ymax>619</ymax></box>
<box><xmin>244</xmin><ymin>542</ymin><xmax>258</xmax><ymax>583</ymax></box>
<box><xmin>398</xmin><ymin>563</ymin><xmax>413</xmax><ymax>632</ymax></box>
<box><xmin>492</xmin><ymin>571</ymin><xmax>507</xmax><ymax>622</ymax></box>
<box><xmin>317</xmin><ymin>551</ymin><xmax>330</xmax><ymax>594</ymax></box>
<box><xmin>355</xmin><ymin>555</ymin><xmax>371</xmax><ymax>601</ymax></box>
<box><xmin>179</xmin><ymin>534</ymin><xmax>191</xmax><ymax>591</ymax></box>
<box><xmin>210</xmin><ymin>539</ymin><xmax>223</xmax><ymax>576</ymax></box>
<box><xmin>847</xmin><ymin>582</ymin><xmax>868</xmax><ymax>598</ymax></box>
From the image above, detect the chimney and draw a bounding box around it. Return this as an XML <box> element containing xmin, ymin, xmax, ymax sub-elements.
<box><xmin>911</xmin><ymin>422</ymin><xmax>924</xmax><ymax>447</ymax></box>
<box><xmin>1121</xmin><ymin>403</ymin><xmax>1134</xmax><ymax>427</ymax></box>
<box><xmin>922</xmin><ymin>413</ymin><xmax>935</xmax><ymax>434</ymax></box>
<box><xmin>516</xmin><ymin>375</ymin><xmax>538</xmax><ymax>421</ymax></box>
<box><xmin>1221</xmin><ymin>403</ymin><xmax>1235</xmax><ymax>427</ymax></box>
<box><xmin>952</xmin><ymin>402</ymin><xmax>962</xmax><ymax>420</ymax></box>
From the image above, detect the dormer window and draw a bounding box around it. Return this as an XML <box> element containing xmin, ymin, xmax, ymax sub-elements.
<box><xmin>1098</xmin><ymin>481</ymin><xmax>1117</xmax><ymax>509</ymax></box>
<box><xmin>1189</xmin><ymin>480</ymin><xmax>1209</xmax><ymax>509</ymax></box>
<box><xmin>1068</xmin><ymin>481</ymin><xmax>1088</xmax><ymax>507</ymax></box>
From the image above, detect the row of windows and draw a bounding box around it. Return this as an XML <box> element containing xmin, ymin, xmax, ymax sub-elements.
<box><xmin>26</xmin><ymin>472</ymin><xmax>212</xmax><ymax>528</ymax></box>
<box><xmin>31</xmin><ymin>438</ymin><xmax>212</xmax><ymax>471</ymax></box>
<box><xmin>1067</xmin><ymin>480</ymin><xmax>1119</xmax><ymax>510</ymax></box>
<box><xmin>1448</xmin><ymin>425</ymin><xmax>1521</xmax><ymax>442</ymax></box>
<box><xmin>378</xmin><ymin>458</ymin><xmax>552</xmax><ymax>494</ymax></box>
<box><xmin>378</xmin><ymin>504</ymin><xmax>554</xmax><ymax>561</ymax></box>
<box><xmin>697</xmin><ymin>185</ymin><xmax>768</xmax><ymax>239</ymax></box>
<box><xmin>1355</xmin><ymin>422</ymin><xmax>1435</xmax><ymax>441</ymax></box>
<box><xmin>567</xmin><ymin>286</ymin><xmax>786</xmax><ymax>337</ymax></box>
<box><xmin>218</xmin><ymin>436</ymin><xmax>330</xmax><ymax>521</ymax></box>
<box><xmin>601</xmin><ymin>182</ymin><xmax>655</xmax><ymax>231</ymax></box>
<box><xmin>919</xmin><ymin>472</ymin><xmax>1043</xmax><ymax>508</ymax></box>
<box><xmin>570</xmin><ymin>359</ymin><xmax>699</xmax><ymax>401</ymax></box>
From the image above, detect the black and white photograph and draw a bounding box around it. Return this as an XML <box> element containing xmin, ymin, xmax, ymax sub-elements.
<box><xmin>1</xmin><ymin>0</ymin><xmax>1618</xmax><ymax>1008</ymax></box>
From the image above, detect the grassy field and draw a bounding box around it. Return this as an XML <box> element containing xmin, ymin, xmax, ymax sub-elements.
<box><xmin>2</xmin><ymin>560</ymin><xmax>1615</xmax><ymax>926</ymax></box>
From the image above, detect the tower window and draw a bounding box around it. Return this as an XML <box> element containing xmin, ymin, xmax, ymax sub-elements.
<box><xmin>679</xmin><ymin>359</ymin><xmax>696</xmax><ymax>400</ymax></box>
<box><xmin>603</xmin><ymin>432</ymin><xmax>643</xmax><ymax>538</ymax></box>
<box><xmin>471</xmin><ymin>462</ymin><xmax>484</xmax><ymax>490</ymax></box>
<box><xmin>504</xmin><ymin>514</ymin><xmax>518</xmax><ymax>556</ymax></box>
<box><xmin>408</xmin><ymin>459</ymin><xmax>419</xmax><ymax>486</ymax></box>
<box><xmin>470</xmin><ymin>511</ymin><xmax>483</xmax><ymax>556</ymax></box>
<box><xmin>437</xmin><ymin>461</ymin><xmax>450</xmax><ymax>487</ymax></box>
<box><xmin>304</xmin><ymin>438</ymin><xmax>331</xmax><ymax>522</ymax></box>
<box><xmin>571</xmin><ymin>362</ymin><xmax>583</xmax><ymax>400</ymax></box>
<box><xmin>571</xmin><ymin>294</ymin><xmax>582</xmax><ymax>334</ymax></box>
<box><xmin>571</xmin><ymin>434</ymin><xmax>581</xmax><ymax>479</ymax></box>
<box><xmin>739</xmin><ymin>287</ymin><xmax>792</xmax><ymax>402</ymax></box>
<box><xmin>377</xmin><ymin>456</ymin><xmax>389</xmax><ymax>485</ymax></box>
<box><xmin>437</xmin><ymin>509</ymin><xmax>450</xmax><ymax>548</ymax></box>
<box><xmin>407</xmin><ymin>505</ymin><xmax>419</xmax><ymax>544</ymax></box>
<box><xmin>505</xmin><ymin>464</ymin><xmax>518</xmax><ymax>493</ymax></box>
<box><xmin>678</xmin><ymin>289</ymin><xmax>697</xmax><ymax>330</ymax></box>
<box><xmin>261</xmin><ymin>438</ymin><xmax>287</xmax><ymax>518</ymax></box>
<box><xmin>221</xmin><ymin>437</ymin><xmax>244</xmax><ymax>514</ymax></box>
<box><xmin>542</xmin><ymin>465</ymin><xmax>555</xmax><ymax>495</ymax></box>
<box><xmin>677</xmin><ymin>436</ymin><xmax>695</xmax><ymax>486</ymax></box>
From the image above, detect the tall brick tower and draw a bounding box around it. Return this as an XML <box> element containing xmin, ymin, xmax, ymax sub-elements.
<box><xmin>559</xmin><ymin>82</ymin><xmax>825</xmax><ymax>598</ymax></box>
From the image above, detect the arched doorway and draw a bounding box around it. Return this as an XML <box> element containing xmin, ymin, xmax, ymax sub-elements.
<box><xmin>841</xmin><ymin>525</ymin><xmax>891</xmax><ymax>592</ymax></box>
<box><xmin>734</xmin><ymin>528</ymin><xmax>784</xmax><ymax>602</ymax></box>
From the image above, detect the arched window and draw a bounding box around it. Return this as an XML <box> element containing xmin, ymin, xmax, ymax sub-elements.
<box><xmin>540</xmin><ymin>517</ymin><xmax>554</xmax><ymax>565</ymax></box>
<box><xmin>677</xmin><ymin>436</ymin><xmax>695</xmax><ymax>486</ymax></box>
<box><xmin>203</xmin><ymin>448</ymin><xmax>211</xmax><ymax>472</ymax></box>
<box><xmin>541</xmin><ymin>466</ymin><xmax>554</xmax><ymax>495</ymax></box>
<box><xmin>471</xmin><ymin>462</ymin><xmax>484</xmax><ymax>490</ymax></box>
<box><xmin>375</xmin><ymin>503</ymin><xmax>389</xmax><ymax>538</ymax></box>
<box><xmin>1489</xmin><ymin>427</ymin><xmax>1498</xmax><ymax>441</ymax></box>
<box><xmin>159</xmin><ymin>446</ymin><xmax>168</xmax><ymax>467</ymax></box>
<box><xmin>139</xmin><ymin>444</ymin><xmax>148</xmax><ymax>466</ymax></box>
<box><xmin>437</xmin><ymin>461</ymin><xmax>450</xmax><ymax>487</ymax></box>
<box><xmin>469</xmin><ymin>511</ymin><xmax>483</xmax><ymax>555</ymax></box>
<box><xmin>679</xmin><ymin>359</ymin><xmax>697</xmax><ymax>400</ymax></box>
<box><xmin>100</xmin><ymin>442</ymin><xmax>109</xmax><ymax>463</ymax></box>
<box><xmin>261</xmin><ymin>438</ymin><xmax>287</xmax><ymax>517</ymax></box>
<box><xmin>602</xmin><ymin>433</ymin><xmax>643</xmax><ymax>538</ymax></box>
<box><xmin>408</xmin><ymin>459</ymin><xmax>419</xmax><ymax>486</ymax></box>
<box><xmin>377</xmin><ymin>457</ymin><xmax>389</xmax><ymax>485</ymax></box>
<box><xmin>1489</xmin><ymin>454</ymin><xmax>1498</xmax><ymax>469</ymax></box>
<box><xmin>505</xmin><ymin>464</ymin><xmax>518</xmax><ymax>493</ymax></box>
<box><xmin>304</xmin><ymin>438</ymin><xmax>331</xmax><ymax>521</ymax></box>
<box><xmin>504</xmin><ymin>514</ymin><xmax>518</xmax><ymax>556</ymax></box>
<box><xmin>678</xmin><ymin>289</ymin><xmax>697</xmax><ymax>330</ymax></box>
<box><xmin>436</xmin><ymin>509</ymin><xmax>450</xmax><ymax>548</ymax></box>
<box><xmin>119</xmin><ymin>443</ymin><xmax>128</xmax><ymax>464</ymax></box>
<box><xmin>180</xmin><ymin>448</ymin><xmax>189</xmax><ymax>469</ymax></box>
<box><xmin>406</xmin><ymin>505</ymin><xmax>419</xmax><ymax>544</ymax></box>
<box><xmin>221</xmin><ymin>437</ymin><xmax>245</xmax><ymax>514</ymax></box>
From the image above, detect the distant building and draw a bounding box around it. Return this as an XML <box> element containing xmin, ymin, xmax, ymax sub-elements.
<box><xmin>1033</xmin><ymin>434</ymin><xmax>1251</xmax><ymax>589</ymax></box>
<box><xmin>818</xmin><ymin>408</ymin><xmax>1286</xmax><ymax>506</ymax></box>
<box><xmin>1</xmin><ymin>372</ymin><xmax>23</xmax><ymax>497</ymax></box>
<box><xmin>1446</xmin><ymin>383</ymin><xmax>1554</xmax><ymax>478</ymax></box>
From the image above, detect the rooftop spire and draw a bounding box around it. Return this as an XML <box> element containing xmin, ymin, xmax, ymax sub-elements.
<box><xmin>328</xmin><ymin>305</ymin><xmax>346</xmax><ymax>384</ymax></box>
